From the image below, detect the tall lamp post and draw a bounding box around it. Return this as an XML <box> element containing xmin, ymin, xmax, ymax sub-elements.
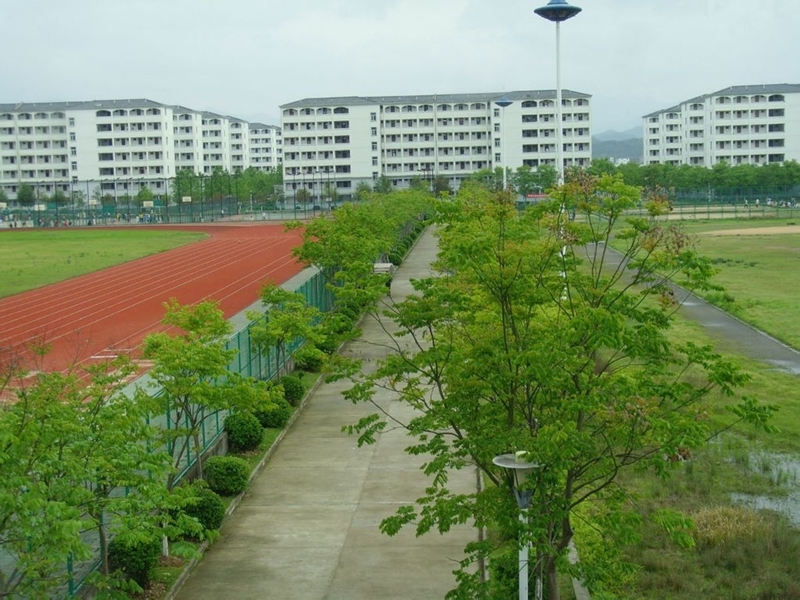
<box><xmin>493</xmin><ymin>453</ymin><xmax>543</xmax><ymax>600</ymax></box>
<box><xmin>534</xmin><ymin>0</ymin><xmax>582</xmax><ymax>185</ymax></box>
<box><xmin>494</xmin><ymin>95</ymin><xmax>513</xmax><ymax>190</ymax></box>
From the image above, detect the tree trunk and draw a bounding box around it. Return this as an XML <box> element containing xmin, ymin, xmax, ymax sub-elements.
<box><xmin>546</xmin><ymin>557</ymin><xmax>560</xmax><ymax>600</ymax></box>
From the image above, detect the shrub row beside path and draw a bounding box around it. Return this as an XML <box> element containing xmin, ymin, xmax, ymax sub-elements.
<box><xmin>171</xmin><ymin>227</ymin><xmax>479</xmax><ymax>600</ymax></box>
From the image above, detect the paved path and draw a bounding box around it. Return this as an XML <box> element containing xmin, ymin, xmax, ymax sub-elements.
<box><xmin>175</xmin><ymin>228</ymin><xmax>799</xmax><ymax>600</ymax></box>
<box><xmin>175</xmin><ymin>228</ymin><xmax>477</xmax><ymax>600</ymax></box>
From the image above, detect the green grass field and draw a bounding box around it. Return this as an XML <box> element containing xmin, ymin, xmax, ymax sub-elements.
<box><xmin>598</xmin><ymin>217</ymin><xmax>800</xmax><ymax>599</ymax></box>
<box><xmin>681</xmin><ymin>218</ymin><xmax>800</xmax><ymax>348</ymax></box>
<box><xmin>0</xmin><ymin>229</ymin><xmax>206</xmax><ymax>298</ymax></box>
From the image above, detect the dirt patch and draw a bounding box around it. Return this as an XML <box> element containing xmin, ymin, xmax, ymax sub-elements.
<box><xmin>701</xmin><ymin>225</ymin><xmax>800</xmax><ymax>236</ymax></box>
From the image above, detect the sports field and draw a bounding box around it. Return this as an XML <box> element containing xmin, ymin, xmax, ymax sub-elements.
<box><xmin>0</xmin><ymin>223</ymin><xmax>303</xmax><ymax>373</ymax></box>
<box><xmin>0</xmin><ymin>228</ymin><xmax>207</xmax><ymax>298</ymax></box>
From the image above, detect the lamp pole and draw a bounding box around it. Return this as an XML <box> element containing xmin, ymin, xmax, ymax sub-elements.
<box><xmin>494</xmin><ymin>95</ymin><xmax>513</xmax><ymax>190</ymax></box>
<box><xmin>493</xmin><ymin>453</ymin><xmax>543</xmax><ymax>600</ymax></box>
<box><xmin>534</xmin><ymin>0</ymin><xmax>582</xmax><ymax>185</ymax></box>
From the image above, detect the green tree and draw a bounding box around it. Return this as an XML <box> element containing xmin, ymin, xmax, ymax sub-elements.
<box><xmin>248</xmin><ymin>284</ymin><xmax>323</xmax><ymax>376</ymax></box>
<box><xmin>294</xmin><ymin>187</ymin><xmax>311</xmax><ymax>205</ymax></box>
<box><xmin>335</xmin><ymin>175</ymin><xmax>774</xmax><ymax>599</ymax></box>
<box><xmin>16</xmin><ymin>183</ymin><xmax>35</xmax><ymax>205</ymax></box>
<box><xmin>51</xmin><ymin>188</ymin><xmax>68</xmax><ymax>206</ymax></box>
<box><xmin>0</xmin><ymin>357</ymin><xmax>176</xmax><ymax>597</ymax></box>
<box><xmin>172</xmin><ymin>169</ymin><xmax>199</xmax><ymax>204</ymax></box>
<box><xmin>432</xmin><ymin>175</ymin><xmax>453</xmax><ymax>196</ymax></box>
<box><xmin>409</xmin><ymin>176</ymin><xmax>429</xmax><ymax>192</ymax></box>
<box><xmin>512</xmin><ymin>165</ymin><xmax>539</xmax><ymax>196</ymax></box>
<box><xmin>0</xmin><ymin>188</ymin><xmax>8</xmax><ymax>204</ymax></box>
<box><xmin>136</xmin><ymin>186</ymin><xmax>155</xmax><ymax>204</ymax></box>
<box><xmin>322</xmin><ymin>182</ymin><xmax>339</xmax><ymax>206</ymax></box>
<box><xmin>354</xmin><ymin>181</ymin><xmax>372</xmax><ymax>202</ymax></box>
<box><xmin>373</xmin><ymin>175</ymin><xmax>393</xmax><ymax>194</ymax></box>
<box><xmin>139</xmin><ymin>300</ymin><xmax>264</xmax><ymax>487</ymax></box>
<box><xmin>587</xmin><ymin>158</ymin><xmax>617</xmax><ymax>177</ymax></box>
<box><xmin>70</xmin><ymin>189</ymin><xmax>86</xmax><ymax>207</ymax></box>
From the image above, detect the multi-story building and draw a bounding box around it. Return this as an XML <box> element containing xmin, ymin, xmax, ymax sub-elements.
<box><xmin>280</xmin><ymin>90</ymin><xmax>592</xmax><ymax>202</ymax></box>
<box><xmin>0</xmin><ymin>99</ymin><xmax>282</xmax><ymax>201</ymax></box>
<box><xmin>248</xmin><ymin>123</ymin><xmax>282</xmax><ymax>172</ymax></box>
<box><xmin>643</xmin><ymin>84</ymin><xmax>800</xmax><ymax>167</ymax></box>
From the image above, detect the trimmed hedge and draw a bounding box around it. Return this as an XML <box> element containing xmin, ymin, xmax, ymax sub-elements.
<box><xmin>224</xmin><ymin>411</ymin><xmax>264</xmax><ymax>452</ymax></box>
<box><xmin>184</xmin><ymin>484</ymin><xmax>226</xmax><ymax>531</ymax></box>
<box><xmin>204</xmin><ymin>456</ymin><xmax>250</xmax><ymax>496</ymax></box>
<box><xmin>108</xmin><ymin>535</ymin><xmax>162</xmax><ymax>589</ymax></box>
<box><xmin>276</xmin><ymin>375</ymin><xmax>305</xmax><ymax>407</ymax></box>
<box><xmin>253</xmin><ymin>397</ymin><xmax>292</xmax><ymax>429</ymax></box>
<box><xmin>294</xmin><ymin>345</ymin><xmax>326</xmax><ymax>373</ymax></box>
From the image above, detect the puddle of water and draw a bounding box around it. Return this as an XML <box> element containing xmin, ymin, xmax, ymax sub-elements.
<box><xmin>766</xmin><ymin>359</ymin><xmax>800</xmax><ymax>375</ymax></box>
<box><xmin>730</xmin><ymin>491</ymin><xmax>800</xmax><ymax>527</ymax></box>
<box><xmin>730</xmin><ymin>452</ymin><xmax>800</xmax><ymax>525</ymax></box>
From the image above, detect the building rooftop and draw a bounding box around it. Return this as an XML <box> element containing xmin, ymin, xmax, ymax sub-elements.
<box><xmin>280</xmin><ymin>89</ymin><xmax>591</xmax><ymax>109</ymax></box>
<box><xmin>0</xmin><ymin>98</ymin><xmax>167</xmax><ymax>112</ymax></box>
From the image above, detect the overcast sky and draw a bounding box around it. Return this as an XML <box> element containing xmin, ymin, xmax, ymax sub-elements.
<box><xmin>5</xmin><ymin>0</ymin><xmax>799</xmax><ymax>133</ymax></box>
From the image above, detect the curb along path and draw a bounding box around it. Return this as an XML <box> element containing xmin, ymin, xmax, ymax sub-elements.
<box><xmin>174</xmin><ymin>228</ymin><xmax>477</xmax><ymax>600</ymax></box>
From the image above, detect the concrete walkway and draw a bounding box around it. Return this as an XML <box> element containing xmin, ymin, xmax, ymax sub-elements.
<box><xmin>175</xmin><ymin>226</ymin><xmax>799</xmax><ymax>600</ymax></box>
<box><xmin>175</xmin><ymin>228</ymin><xmax>477</xmax><ymax>600</ymax></box>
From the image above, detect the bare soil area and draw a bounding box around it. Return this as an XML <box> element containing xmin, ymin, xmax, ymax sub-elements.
<box><xmin>701</xmin><ymin>225</ymin><xmax>800</xmax><ymax>236</ymax></box>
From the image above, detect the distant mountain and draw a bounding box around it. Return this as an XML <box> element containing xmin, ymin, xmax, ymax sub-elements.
<box><xmin>592</xmin><ymin>137</ymin><xmax>643</xmax><ymax>162</ymax></box>
<box><xmin>593</xmin><ymin>126</ymin><xmax>643</xmax><ymax>142</ymax></box>
<box><xmin>592</xmin><ymin>126</ymin><xmax>643</xmax><ymax>162</ymax></box>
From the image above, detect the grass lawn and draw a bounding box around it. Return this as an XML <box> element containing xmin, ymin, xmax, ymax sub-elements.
<box><xmin>679</xmin><ymin>218</ymin><xmax>800</xmax><ymax>348</ymax></box>
<box><xmin>0</xmin><ymin>228</ymin><xmax>206</xmax><ymax>298</ymax></box>
<box><xmin>583</xmin><ymin>217</ymin><xmax>800</xmax><ymax>598</ymax></box>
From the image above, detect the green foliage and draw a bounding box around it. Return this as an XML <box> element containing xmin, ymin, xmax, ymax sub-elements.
<box><xmin>203</xmin><ymin>456</ymin><xmax>250</xmax><ymax>496</ymax></box>
<box><xmin>253</xmin><ymin>396</ymin><xmax>292</xmax><ymax>429</ymax></box>
<box><xmin>276</xmin><ymin>374</ymin><xmax>305</xmax><ymax>406</ymax></box>
<box><xmin>592</xmin><ymin>159</ymin><xmax>800</xmax><ymax>197</ymax></box>
<box><xmin>294</xmin><ymin>345</ymin><xmax>326</xmax><ymax>372</ymax></box>
<box><xmin>330</xmin><ymin>174</ymin><xmax>773</xmax><ymax>599</ymax></box>
<box><xmin>16</xmin><ymin>183</ymin><xmax>35</xmax><ymax>204</ymax></box>
<box><xmin>107</xmin><ymin>534</ymin><xmax>162</xmax><ymax>590</ymax></box>
<box><xmin>247</xmin><ymin>284</ymin><xmax>323</xmax><ymax>374</ymax></box>
<box><xmin>224</xmin><ymin>411</ymin><xmax>264</xmax><ymax>452</ymax></box>
<box><xmin>373</xmin><ymin>175</ymin><xmax>393</xmax><ymax>194</ymax></box>
<box><xmin>488</xmin><ymin>549</ymin><xmax>524</xmax><ymax>599</ymax></box>
<box><xmin>170</xmin><ymin>166</ymin><xmax>282</xmax><ymax>206</ymax></box>
<box><xmin>0</xmin><ymin>356</ymin><xmax>173</xmax><ymax>597</ymax></box>
<box><xmin>183</xmin><ymin>483</ymin><xmax>226</xmax><ymax>532</ymax></box>
<box><xmin>141</xmin><ymin>299</ymin><xmax>264</xmax><ymax>487</ymax></box>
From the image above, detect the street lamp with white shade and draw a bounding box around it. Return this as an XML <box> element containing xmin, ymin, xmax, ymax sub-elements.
<box><xmin>493</xmin><ymin>452</ymin><xmax>543</xmax><ymax>600</ymax></box>
<box><xmin>534</xmin><ymin>0</ymin><xmax>582</xmax><ymax>184</ymax></box>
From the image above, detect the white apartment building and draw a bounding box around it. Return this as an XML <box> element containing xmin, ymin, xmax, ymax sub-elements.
<box><xmin>248</xmin><ymin>123</ymin><xmax>282</xmax><ymax>172</ymax></box>
<box><xmin>280</xmin><ymin>90</ymin><xmax>592</xmax><ymax>202</ymax></box>
<box><xmin>643</xmin><ymin>84</ymin><xmax>800</xmax><ymax>167</ymax></box>
<box><xmin>0</xmin><ymin>99</ymin><xmax>282</xmax><ymax>201</ymax></box>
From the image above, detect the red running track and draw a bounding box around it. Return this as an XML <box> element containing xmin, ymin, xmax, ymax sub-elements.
<box><xmin>0</xmin><ymin>223</ymin><xmax>304</xmax><ymax>373</ymax></box>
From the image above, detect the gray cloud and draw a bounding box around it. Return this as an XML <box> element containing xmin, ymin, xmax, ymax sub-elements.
<box><xmin>5</xmin><ymin>0</ymin><xmax>798</xmax><ymax>132</ymax></box>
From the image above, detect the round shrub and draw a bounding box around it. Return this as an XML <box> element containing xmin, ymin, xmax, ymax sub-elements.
<box><xmin>224</xmin><ymin>411</ymin><xmax>264</xmax><ymax>452</ymax></box>
<box><xmin>277</xmin><ymin>374</ymin><xmax>305</xmax><ymax>406</ymax></box>
<box><xmin>108</xmin><ymin>534</ymin><xmax>161</xmax><ymax>589</ymax></box>
<box><xmin>316</xmin><ymin>335</ymin><xmax>340</xmax><ymax>355</ymax></box>
<box><xmin>184</xmin><ymin>485</ymin><xmax>226</xmax><ymax>531</ymax></box>
<box><xmin>253</xmin><ymin>397</ymin><xmax>292</xmax><ymax>429</ymax></box>
<box><xmin>294</xmin><ymin>345</ymin><xmax>326</xmax><ymax>373</ymax></box>
<box><xmin>204</xmin><ymin>456</ymin><xmax>250</xmax><ymax>496</ymax></box>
